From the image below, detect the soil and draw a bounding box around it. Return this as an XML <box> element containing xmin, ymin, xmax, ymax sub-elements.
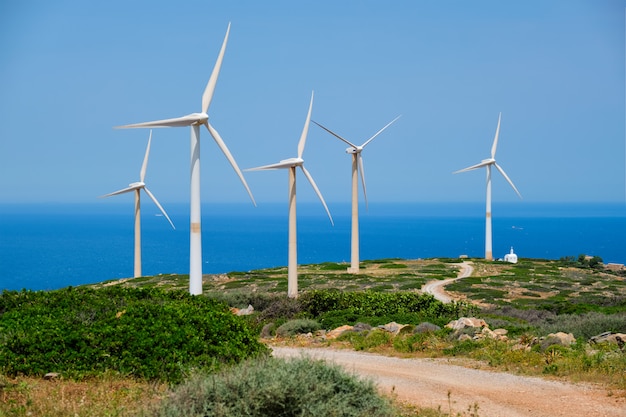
<box><xmin>272</xmin><ymin>346</ymin><xmax>626</xmax><ymax>417</ymax></box>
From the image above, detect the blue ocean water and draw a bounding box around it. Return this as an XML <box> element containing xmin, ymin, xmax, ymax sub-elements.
<box><xmin>1</xmin><ymin>202</ymin><xmax>625</xmax><ymax>291</ymax></box>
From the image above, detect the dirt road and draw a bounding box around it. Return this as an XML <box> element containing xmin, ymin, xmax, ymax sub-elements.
<box><xmin>272</xmin><ymin>346</ymin><xmax>626</xmax><ymax>417</ymax></box>
<box><xmin>421</xmin><ymin>261</ymin><xmax>473</xmax><ymax>303</ymax></box>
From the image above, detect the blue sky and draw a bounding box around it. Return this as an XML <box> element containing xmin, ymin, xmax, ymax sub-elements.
<box><xmin>1</xmin><ymin>0</ymin><xmax>624</xmax><ymax>206</ymax></box>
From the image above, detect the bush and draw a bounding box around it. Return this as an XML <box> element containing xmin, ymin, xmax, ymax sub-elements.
<box><xmin>0</xmin><ymin>287</ymin><xmax>268</xmax><ymax>383</ymax></box>
<box><xmin>353</xmin><ymin>329</ymin><xmax>393</xmax><ymax>351</ymax></box>
<box><xmin>276</xmin><ymin>319</ymin><xmax>321</xmax><ymax>337</ymax></box>
<box><xmin>414</xmin><ymin>322</ymin><xmax>441</xmax><ymax>334</ymax></box>
<box><xmin>535</xmin><ymin>311</ymin><xmax>626</xmax><ymax>339</ymax></box>
<box><xmin>299</xmin><ymin>290</ymin><xmax>477</xmax><ymax>327</ymax></box>
<box><xmin>149</xmin><ymin>356</ymin><xmax>396</xmax><ymax>417</ymax></box>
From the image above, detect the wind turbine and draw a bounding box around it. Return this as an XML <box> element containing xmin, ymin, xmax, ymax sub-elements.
<box><xmin>115</xmin><ymin>23</ymin><xmax>255</xmax><ymax>295</ymax></box>
<box><xmin>454</xmin><ymin>113</ymin><xmax>522</xmax><ymax>260</ymax></box>
<box><xmin>100</xmin><ymin>131</ymin><xmax>175</xmax><ymax>278</ymax></box>
<box><xmin>312</xmin><ymin>115</ymin><xmax>401</xmax><ymax>273</ymax></box>
<box><xmin>246</xmin><ymin>91</ymin><xmax>333</xmax><ymax>298</ymax></box>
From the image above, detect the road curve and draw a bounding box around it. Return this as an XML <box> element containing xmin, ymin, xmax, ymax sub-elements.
<box><xmin>421</xmin><ymin>261</ymin><xmax>473</xmax><ymax>303</ymax></box>
<box><xmin>272</xmin><ymin>346</ymin><xmax>626</xmax><ymax>417</ymax></box>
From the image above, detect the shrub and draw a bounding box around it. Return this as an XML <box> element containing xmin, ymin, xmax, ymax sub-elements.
<box><xmin>353</xmin><ymin>329</ymin><xmax>393</xmax><ymax>351</ymax></box>
<box><xmin>149</xmin><ymin>356</ymin><xmax>396</xmax><ymax>417</ymax></box>
<box><xmin>535</xmin><ymin>311</ymin><xmax>626</xmax><ymax>339</ymax></box>
<box><xmin>275</xmin><ymin>319</ymin><xmax>321</xmax><ymax>337</ymax></box>
<box><xmin>414</xmin><ymin>322</ymin><xmax>441</xmax><ymax>334</ymax></box>
<box><xmin>299</xmin><ymin>289</ymin><xmax>477</xmax><ymax>327</ymax></box>
<box><xmin>0</xmin><ymin>287</ymin><xmax>268</xmax><ymax>383</ymax></box>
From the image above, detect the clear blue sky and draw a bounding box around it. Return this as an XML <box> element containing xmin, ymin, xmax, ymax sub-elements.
<box><xmin>1</xmin><ymin>0</ymin><xmax>624</xmax><ymax>205</ymax></box>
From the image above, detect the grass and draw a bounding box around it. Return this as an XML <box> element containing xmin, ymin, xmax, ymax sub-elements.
<box><xmin>0</xmin><ymin>374</ymin><xmax>168</xmax><ymax>417</ymax></box>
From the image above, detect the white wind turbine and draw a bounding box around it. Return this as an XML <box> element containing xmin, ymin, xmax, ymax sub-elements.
<box><xmin>454</xmin><ymin>113</ymin><xmax>522</xmax><ymax>260</ymax></box>
<box><xmin>100</xmin><ymin>131</ymin><xmax>175</xmax><ymax>278</ymax></box>
<box><xmin>312</xmin><ymin>115</ymin><xmax>401</xmax><ymax>273</ymax></box>
<box><xmin>115</xmin><ymin>23</ymin><xmax>255</xmax><ymax>295</ymax></box>
<box><xmin>246</xmin><ymin>92</ymin><xmax>333</xmax><ymax>298</ymax></box>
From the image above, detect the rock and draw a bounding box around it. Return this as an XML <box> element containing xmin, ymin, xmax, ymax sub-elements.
<box><xmin>589</xmin><ymin>332</ymin><xmax>626</xmax><ymax>350</ymax></box>
<box><xmin>541</xmin><ymin>332</ymin><xmax>576</xmax><ymax>350</ymax></box>
<box><xmin>548</xmin><ymin>332</ymin><xmax>576</xmax><ymax>346</ymax></box>
<box><xmin>231</xmin><ymin>304</ymin><xmax>254</xmax><ymax>316</ymax></box>
<box><xmin>458</xmin><ymin>334</ymin><xmax>473</xmax><ymax>342</ymax></box>
<box><xmin>493</xmin><ymin>328</ymin><xmax>508</xmax><ymax>336</ymax></box>
<box><xmin>326</xmin><ymin>325</ymin><xmax>354</xmax><ymax>340</ymax></box>
<box><xmin>445</xmin><ymin>317</ymin><xmax>488</xmax><ymax>331</ymax></box>
<box><xmin>44</xmin><ymin>372</ymin><xmax>59</xmax><ymax>380</ymax></box>
<box><xmin>352</xmin><ymin>322</ymin><xmax>373</xmax><ymax>332</ymax></box>
<box><xmin>478</xmin><ymin>328</ymin><xmax>508</xmax><ymax>342</ymax></box>
<box><xmin>378</xmin><ymin>322</ymin><xmax>409</xmax><ymax>335</ymax></box>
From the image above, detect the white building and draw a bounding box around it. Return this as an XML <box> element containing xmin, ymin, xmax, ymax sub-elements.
<box><xmin>504</xmin><ymin>247</ymin><xmax>518</xmax><ymax>263</ymax></box>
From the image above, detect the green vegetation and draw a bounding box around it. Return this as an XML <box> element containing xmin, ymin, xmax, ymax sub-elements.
<box><xmin>0</xmin><ymin>286</ymin><xmax>268</xmax><ymax>383</ymax></box>
<box><xmin>446</xmin><ymin>258</ymin><xmax>626</xmax><ymax>314</ymax></box>
<box><xmin>148</xmin><ymin>356</ymin><xmax>397</xmax><ymax>417</ymax></box>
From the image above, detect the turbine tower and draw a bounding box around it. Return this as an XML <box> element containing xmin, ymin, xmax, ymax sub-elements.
<box><xmin>312</xmin><ymin>116</ymin><xmax>400</xmax><ymax>273</ymax></box>
<box><xmin>115</xmin><ymin>23</ymin><xmax>255</xmax><ymax>295</ymax></box>
<box><xmin>100</xmin><ymin>131</ymin><xmax>175</xmax><ymax>277</ymax></box>
<box><xmin>246</xmin><ymin>92</ymin><xmax>333</xmax><ymax>298</ymax></box>
<box><xmin>454</xmin><ymin>113</ymin><xmax>522</xmax><ymax>260</ymax></box>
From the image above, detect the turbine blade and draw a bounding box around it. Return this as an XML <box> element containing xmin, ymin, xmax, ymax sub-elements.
<box><xmin>202</xmin><ymin>22</ymin><xmax>230</xmax><ymax>114</ymax></box>
<box><xmin>362</xmin><ymin>115</ymin><xmax>401</xmax><ymax>148</ymax></box>
<box><xmin>140</xmin><ymin>130</ymin><xmax>152</xmax><ymax>182</ymax></box>
<box><xmin>300</xmin><ymin>165</ymin><xmax>334</xmax><ymax>226</ymax></box>
<box><xmin>358</xmin><ymin>153</ymin><xmax>368</xmax><ymax>209</ymax></box>
<box><xmin>245</xmin><ymin>161</ymin><xmax>293</xmax><ymax>171</ymax></box>
<box><xmin>115</xmin><ymin>114</ymin><xmax>199</xmax><ymax>129</ymax></box>
<box><xmin>490</xmin><ymin>112</ymin><xmax>502</xmax><ymax>159</ymax></box>
<box><xmin>205</xmin><ymin>123</ymin><xmax>257</xmax><ymax>206</ymax></box>
<box><xmin>297</xmin><ymin>91</ymin><xmax>314</xmax><ymax>159</ymax></box>
<box><xmin>311</xmin><ymin>120</ymin><xmax>357</xmax><ymax>148</ymax></box>
<box><xmin>99</xmin><ymin>186</ymin><xmax>138</xmax><ymax>198</ymax></box>
<box><xmin>453</xmin><ymin>161</ymin><xmax>491</xmax><ymax>174</ymax></box>
<box><xmin>143</xmin><ymin>187</ymin><xmax>176</xmax><ymax>229</ymax></box>
<box><xmin>494</xmin><ymin>163</ymin><xmax>522</xmax><ymax>199</ymax></box>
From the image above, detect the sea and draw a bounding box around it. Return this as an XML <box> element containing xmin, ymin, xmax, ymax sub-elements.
<box><xmin>1</xmin><ymin>202</ymin><xmax>625</xmax><ymax>291</ymax></box>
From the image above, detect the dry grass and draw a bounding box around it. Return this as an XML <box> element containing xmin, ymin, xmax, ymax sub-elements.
<box><xmin>0</xmin><ymin>374</ymin><xmax>167</xmax><ymax>417</ymax></box>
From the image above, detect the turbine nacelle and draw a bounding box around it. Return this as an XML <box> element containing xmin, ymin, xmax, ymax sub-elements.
<box><xmin>482</xmin><ymin>158</ymin><xmax>495</xmax><ymax>165</ymax></box>
<box><xmin>346</xmin><ymin>146</ymin><xmax>363</xmax><ymax>154</ymax></box>
<box><xmin>280</xmin><ymin>157</ymin><xmax>304</xmax><ymax>166</ymax></box>
<box><xmin>129</xmin><ymin>181</ymin><xmax>145</xmax><ymax>188</ymax></box>
<box><xmin>189</xmin><ymin>112</ymin><xmax>209</xmax><ymax>125</ymax></box>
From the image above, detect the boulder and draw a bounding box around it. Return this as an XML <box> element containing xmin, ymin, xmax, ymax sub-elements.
<box><xmin>230</xmin><ymin>304</ymin><xmax>254</xmax><ymax>316</ymax></box>
<box><xmin>326</xmin><ymin>325</ymin><xmax>354</xmax><ymax>340</ymax></box>
<box><xmin>477</xmin><ymin>328</ymin><xmax>507</xmax><ymax>341</ymax></box>
<box><xmin>352</xmin><ymin>322</ymin><xmax>373</xmax><ymax>332</ymax></box>
<box><xmin>540</xmin><ymin>332</ymin><xmax>576</xmax><ymax>350</ymax></box>
<box><xmin>414</xmin><ymin>322</ymin><xmax>441</xmax><ymax>334</ymax></box>
<box><xmin>446</xmin><ymin>317</ymin><xmax>488</xmax><ymax>331</ymax></box>
<box><xmin>378</xmin><ymin>322</ymin><xmax>409</xmax><ymax>335</ymax></box>
<box><xmin>589</xmin><ymin>332</ymin><xmax>626</xmax><ymax>350</ymax></box>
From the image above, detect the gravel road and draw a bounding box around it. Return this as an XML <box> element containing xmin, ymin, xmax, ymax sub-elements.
<box><xmin>421</xmin><ymin>261</ymin><xmax>473</xmax><ymax>303</ymax></box>
<box><xmin>272</xmin><ymin>346</ymin><xmax>626</xmax><ymax>417</ymax></box>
